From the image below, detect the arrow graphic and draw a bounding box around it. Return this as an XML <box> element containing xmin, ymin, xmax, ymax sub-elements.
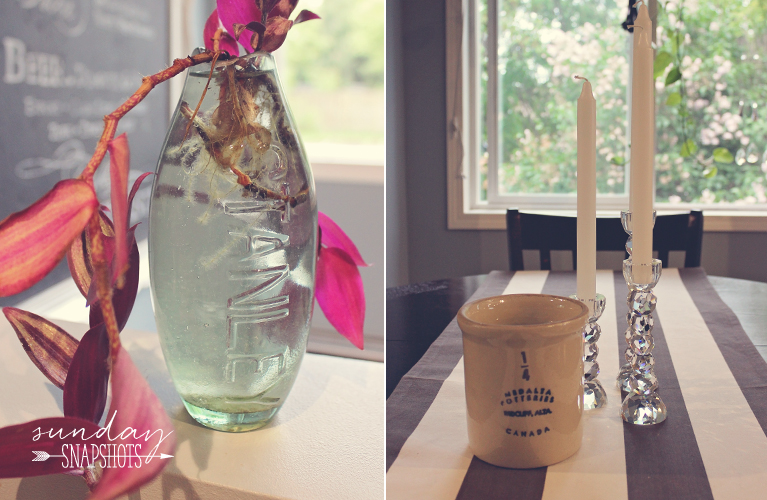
<box><xmin>32</xmin><ymin>451</ymin><xmax>174</xmax><ymax>462</ymax></box>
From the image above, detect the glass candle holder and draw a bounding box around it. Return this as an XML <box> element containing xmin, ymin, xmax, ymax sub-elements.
<box><xmin>620</xmin><ymin>258</ymin><xmax>667</xmax><ymax>425</ymax></box>
<box><xmin>570</xmin><ymin>294</ymin><xmax>607</xmax><ymax>410</ymax></box>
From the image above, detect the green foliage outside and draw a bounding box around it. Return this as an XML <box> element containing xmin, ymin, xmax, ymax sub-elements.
<box><xmin>487</xmin><ymin>0</ymin><xmax>629</xmax><ymax>199</ymax></box>
<box><xmin>485</xmin><ymin>0</ymin><xmax>767</xmax><ymax>205</ymax></box>
<box><xmin>655</xmin><ymin>0</ymin><xmax>767</xmax><ymax>204</ymax></box>
<box><xmin>279</xmin><ymin>0</ymin><xmax>384</xmax><ymax>145</ymax></box>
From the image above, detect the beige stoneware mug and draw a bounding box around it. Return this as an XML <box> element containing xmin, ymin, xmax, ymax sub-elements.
<box><xmin>457</xmin><ymin>293</ymin><xmax>588</xmax><ymax>468</ymax></box>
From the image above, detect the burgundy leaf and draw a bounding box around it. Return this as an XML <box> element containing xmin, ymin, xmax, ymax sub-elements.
<box><xmin>293</xmin><ymin>9</ymin><xmax>320</xmax><ymax>24</ymax></box>
<box><xmin>2</xmin><ymin>307</ymin><xmax>78</xmax><ymax>389</ymax></box>
<box><xmin>67</xmin><ymin>210</ymin><xmax>115</xmax><ymax>299</ymax></box>
<box><xmin>89</xmin><ymin>233</ymin><xmax>140</xmax><ymax>332</ymax></box>
<box><xmin>127</xmin><ymin>172</ymin><xmax>153</xmax><ymax>227</ymax></box>
<box><xmin>88</xmin><ymin>348</ymin><xmax>176</xmax><ymax>500</ymax></box>
<box><xmin>217</xmin><ymin>0</ymin><xmax>262</xmax><ymax>51</ymax></box>
<box><xmin>108</xmin><ymin>134</ymin><xmax>130</xmax><ymax>286</ymax></box>
<box><xmin>232</xmin><ymin>22</ymin><xmax>248</xmax><ymax>40</ymax></box>
<box><xmin>268</xmin><ymin>0</ymin><xmax>298</xmax><ymax>19</ymax></box>
<box><xmin>318</xmin><ymin>211</ymin><xmax>368</xmax><ymax>267</ymax></box>
<box><xmin>66</xmin><ymin>230</ymin><xmax>91</xmax><ymax>298</ymax></box>
<box><xmin>63</xmin><ymin>324</ymin><xmax>109</xmax><ymax>423</ymax></box>
<box><xmin>0</xmin><ymin>417</ymin><xmax>104</xmax><ymax>478</ymax></box>
<box><xmin>245</xmin><ymin>20</ymin><xmax>267</xmax><ymax>37</ymax></box>
<box><xmin>261</xmin><ymin>16</ymin><xmax>293</xmax><ymax>52</ymax></box>
<box><xmin>315</xmin><ymin>248</ymin><xmax>365</xmax><ymax>349</ymax></box>
<box><xmin>203</xmin><ymin>8</ymin><xmax>240</xmax><ymax>56</ymax></box>
<box><xmin>0</xmin><ymin>179</ymin><xmax>98</xmax><ymax>297</ymax></box>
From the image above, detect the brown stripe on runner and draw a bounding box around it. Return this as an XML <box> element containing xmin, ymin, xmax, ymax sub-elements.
<box><xmin>679</xmin><ymin>268</ymin><xmax>767</xmax><ymax>437</ymax></box>
<box><xmin>613</xmin><ymin>270</ymin><xmax>713</xmax><ymax>500</ymax></box>
<box><xmin>456</xmin><ymin>458</ymin><xmax>546</xmax><ymax>500</ymax></box>
<box><xmin>456</xmin><ymin>271</ymin><xmax>573</xmax><ymax>499</ymax></box>
<box><xmin>386</xmin><ymin>271</ymin><xmax>514</xmax><ymax>471</ymax></box>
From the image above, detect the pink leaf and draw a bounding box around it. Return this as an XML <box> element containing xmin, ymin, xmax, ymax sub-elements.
<box><xmin>217</xmin><ymin>0</ymin><xmax>262</xmax><ymax>52</ymax></box>
<box><xmin>316</xmin><ymin>248</ymin><xmax>365</xmax><ymax>349</ymax></box>
<box><xmin>318</xmin><ymin>212</ymin><xmax>368</xmax><ymax>267</ymax></box>
<box><xmin>0</xmin><ymin>179</ymin><xmax>98</xmax><ymax>297</ymax></box>
<box><xmin>2</xmin><ymin>307</ymin><xmax>78</xmax><ymax>389</ymax></box>
<box><xmin>260</xmin><ymin>16</ymin><xmax>293</xmax><ymax>52</ymax></box>
<box><xmin>89</xmin><ymin>232</ymin><xmax>140</xmax><ymax>332</ymax></box>
<box><xmin>63</xmin><ymin>324</ymin><xmax>110</xmax><ymax>424</ymax></box>
<box><xmin>203</xmin><ymin>8</ymin><xmax>240</xmax><ymax>56</ymax></box>
<box><xmin>268</xmin><ymin>0</ymin><xmax>298</xmax><ymax>19</ymax></box>
<box><xmin>203</xmin><ymin>9</ymin><xmax>218</xmax><ymax>52</ymax></box>
<box><xmin>108</xmin><ymin>134</ymin><xmax>130</xmax><ymax>286</ymax></box>
<box><xmin>293</xmin><ymin>9</ymin><xmax>320</xmax><ymax>24</ymax></box>
<box><xmin>0</xmin><ymin>417</ymin><xmax>104</xmax><ymax>478</ymax></box>
<box><xmin>88</xmin><ymin>348</ymin><xmax>176</xmax><ymax>500</ymax></box>
<box><xmin>218</xmin><ymin>32</ymin><xmax>241</xmax><ymax>56</ymax></box>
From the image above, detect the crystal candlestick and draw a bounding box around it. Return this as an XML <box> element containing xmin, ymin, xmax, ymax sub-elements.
<box><xmin>620</xmin><ymin>258</ymin><xmax>666</xmax><ymax>425</ymax></box>
<box><xmin>616</xmin><ymin>210</ymin><xmax>655</xmax><ymax>392</ymax></box>
<box><xmin>570</xmin><ymin>294</ymin><xmax>607</xmax><ymax>410</ymax></box>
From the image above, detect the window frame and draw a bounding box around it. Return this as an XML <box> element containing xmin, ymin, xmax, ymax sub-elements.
<box><xmin>445</xmin><ymin>0</ymin><xmax>767</xmax><ymax>232</ymax></box>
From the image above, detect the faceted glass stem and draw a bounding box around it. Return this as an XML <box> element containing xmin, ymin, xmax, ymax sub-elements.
<box><xmin>618</xmin><ymin>213</ymin><xmax>666</xmax><ymax>425</ymax></box>
<box><xmin>571</xmin><ymin>294</ymin><xmax>607</xmax><ymax>410</ymax></box>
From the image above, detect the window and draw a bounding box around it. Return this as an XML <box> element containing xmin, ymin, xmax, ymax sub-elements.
<box><xmin>447</xmin><ymin>0</ymin><xmax>767</xmax><ymax>231</ymax></box>
<box><xmin>277</xmin><ymin>0</ymin><xmax>384</xmax><ymax>171</ymax></box>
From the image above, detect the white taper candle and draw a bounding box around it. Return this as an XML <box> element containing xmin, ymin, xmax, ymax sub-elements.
<box><xmin>576</xmin><ymin>78</ymin><xmax>596</xmax><ymax>304</ymax></box>
<box><xmin>630</xmin><ymin>3</ymin><xmax>654</xmax><ymax>283</ymax></box>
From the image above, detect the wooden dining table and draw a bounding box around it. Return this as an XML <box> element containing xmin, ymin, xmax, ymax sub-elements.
<box><xmin>386</xmin><ymin>269</ymin><xmax>767</xmax><ymax>500</ymax></box>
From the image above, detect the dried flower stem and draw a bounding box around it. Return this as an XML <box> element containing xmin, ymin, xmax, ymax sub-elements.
<box><xmin>87</xmin><ymin>214</ymin><xmax>120</xmax><ymax>360</ymax></box>
<box><xmin>76</xmin><ymin>48</ymin><xmax>229</xmax><ymax>362</ymax></box>
<box><xmin>79</xmin><ymin>50</ymin><xmax>229</xmax><ymax>183</ymax></box>
<box><xmin>183</xmin><ymin>29</ymin><xmax>225</xmax><ymax>140</ymax></box>
<box><xmin>178</xmin><ymin>102</ymin><xmax>253</xmax><ymax>186</ymax></box>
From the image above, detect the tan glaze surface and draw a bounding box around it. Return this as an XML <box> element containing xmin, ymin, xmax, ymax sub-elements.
<box><xmin>458</xmin><ymin>294</ymin><xmax>588</xmax><ymax>468</ymax></box>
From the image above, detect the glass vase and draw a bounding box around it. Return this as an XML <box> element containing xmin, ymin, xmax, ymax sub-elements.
<box><xmin>148</xmin><ymin>51</ymin><xmax>317</xmax><ymax>432</ymax></box>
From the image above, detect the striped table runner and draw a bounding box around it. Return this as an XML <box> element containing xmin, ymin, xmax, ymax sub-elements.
<box><xmin>386</xmin><ymin>269</ymin><xmax>767</xmax><ymax>500</ymax></box>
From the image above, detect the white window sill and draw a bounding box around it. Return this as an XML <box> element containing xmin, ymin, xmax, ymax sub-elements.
<box><xmin>447</xmin><ymin>208</ymin><xmax>767</xmax><ymax>233</ymax></box>
<box><xmin>312</xmin><ymin>162</ymin><xmax>384</xmax><ymax>185</ymax></box>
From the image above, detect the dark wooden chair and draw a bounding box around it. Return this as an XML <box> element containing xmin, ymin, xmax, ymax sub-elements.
<box><xmin>506</xmin><ymin>209</ymin><xmax>703</xmax><ymax>271</ymax></box>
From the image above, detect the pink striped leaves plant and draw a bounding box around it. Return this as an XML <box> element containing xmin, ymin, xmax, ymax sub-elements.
<box><xmin>204</xmin><ymin>0</ymin><xmax>320</xmax><ymax>55</ymax></box>
<box><xmin>0</xmin><ymin>135</ymin><xmax>173</xmax><ymax>498</ymax></box>
<box><xmin>315</xmin><ymin>212</ymin><xmax>368</xmax><ymax>349</ymax></box>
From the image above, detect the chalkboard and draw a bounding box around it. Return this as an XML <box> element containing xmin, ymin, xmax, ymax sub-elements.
<box><xmin>0</xmin><ymin>0</ymin><xmax>169</xmax><ymax>304</ymax></box>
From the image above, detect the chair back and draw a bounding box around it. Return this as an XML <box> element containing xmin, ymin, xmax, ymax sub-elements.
<box><xmin>506</xmin><ymin>209</ymin><xmax>703</xmax><ymax>271</ymax></box>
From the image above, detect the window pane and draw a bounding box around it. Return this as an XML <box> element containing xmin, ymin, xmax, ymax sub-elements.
<box><xmin>655</xmin><ymin>0</ymin><xmax>767</xmax><ymax>205</ymax></box>
<box><xmin>492</xmin><ymin>0</ymin><xmax>628</xmax><ymax>197</ymax></box>
<box><xmin>277</xmin><ymin>0</ymin><xmax>384</xmax><ymax>165</ymax></box>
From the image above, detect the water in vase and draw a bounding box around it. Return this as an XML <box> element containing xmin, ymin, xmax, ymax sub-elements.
<box><xmin>149</xmin><ymin>53</ymin><xmax>317</xmax><ymax>432</ymax></box>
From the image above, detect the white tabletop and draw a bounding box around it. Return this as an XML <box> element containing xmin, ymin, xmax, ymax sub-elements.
<box><xmin>0</xmin><ymin>318</ymin><xmax>385</xmax><ymax>499</ymax></box>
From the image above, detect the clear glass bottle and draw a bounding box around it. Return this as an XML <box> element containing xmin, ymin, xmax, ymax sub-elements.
<box><xmin>149</xmin><ymin>52</ymin><xmax>317</xmax><ymax>432</ymax></box>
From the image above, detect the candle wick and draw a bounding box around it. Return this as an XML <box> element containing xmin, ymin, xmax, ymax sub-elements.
<box><xmin>573</xmin><ymin>75</ymin><xmax>590</xmax><ymax>83</ymax></box>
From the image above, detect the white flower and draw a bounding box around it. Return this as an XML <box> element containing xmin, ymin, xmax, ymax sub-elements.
<box><xmin>752</xmin><ymin>182</ymin><xmax>767</xmax><ymax>203</ymax></box>
<box><xmin>700</xmin><ymin>189</ymin><xmax>715</xmax><ymax>204</ymax></box>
